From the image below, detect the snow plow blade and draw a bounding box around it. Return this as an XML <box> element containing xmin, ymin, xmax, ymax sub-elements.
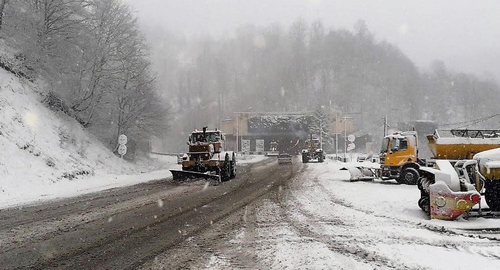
<box><xmin>429</xmin><ymin>181</ymin><xmax>481</xmax><ymax>220</ymax></box>
<box><xmin>340</xmin><ymin>166</ymin><xmax>375</xmax><ymax>181</ymax></box>
<box><xmin>266</xmin><ymin>151</ymin><xmax>279</xmax><ymax>157</ymax></box>
<box><xmin>170</xmin><ymin>170</ymin><xmax>221</xmax><ymax>181</ymax></box>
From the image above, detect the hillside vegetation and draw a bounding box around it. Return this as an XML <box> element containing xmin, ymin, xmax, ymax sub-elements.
<box><xmin>150</xmin><ymin>20</ymin><xmax>500</xmax><ymax>142</ymax></box>
<box><xmin>0</xmin><ymin>0</ymin><xmax>170</xmax><ymax>153</ymax></box>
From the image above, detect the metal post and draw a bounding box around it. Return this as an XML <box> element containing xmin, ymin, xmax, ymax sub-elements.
<box><xmin>335</xmin><ymin>112</ymin><xmax>338</xmax><ymax>159</ymax></box>
<box><xmin>320</xmin><ymin>122</ymin><xmax>323</xmax><ymax>150</ymax></box>
<box><xmin>236</xmin><ymin>113</ymin><xmax>239</xmax><ymax>153</ymax></box>
<box><xmin>344</xmin><ymin>118</ymin><xmax>347</xmax><ymax>161</ymax></box>
<box><xmin>384</xmin><ymin>115</ymin><xmax>387</xmax><ymax>137</ymax></box>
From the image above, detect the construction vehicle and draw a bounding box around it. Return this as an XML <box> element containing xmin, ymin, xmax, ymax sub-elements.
<box><xmin>170</xmin><ymin>127</ymin><xmax>236</xmax><ymax>182</ymax></box>
<box><xmin>417</xmin><ymin>130</ymin><xmax>500</xmax><ymax>219</ymax></box>
<box><xmin>266</xmin><ymin>141</ymin><xmax>279</xmax><ymax>156</ymax></box>
<box><xmin>374</xmin><ymin>129</ymin><xmax>500</xmax><ymax>185</ymax></box>
<box><xmin>301</xmin><ymin>134</ymin><xmax>324</xmax><ymax>163</ymax></box>
<box><xmin>379</xmin><ymin>131</ymin><xmax>420</xmax><ymax>184</ymax></box>
<box><xmin>346</xmin><ymin>129</ymin><xmax>500</xmax><ymax>220</ymax></box>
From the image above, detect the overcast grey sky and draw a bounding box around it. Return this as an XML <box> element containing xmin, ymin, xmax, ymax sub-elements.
<box><xmin>124</xmin><ymin>0</ymin><xmax>500</xmax><ymax>79</ymax></box>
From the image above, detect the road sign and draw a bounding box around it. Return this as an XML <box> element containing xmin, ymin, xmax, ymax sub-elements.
<box><xmin>118</xmin><ymin>134</ymin><xmax>128</xmax><ymax>145</ymax></box>
<box><xmin>347</xmin><ymin>134</ymin><xmax>355</xmax><ymax>143</ymax></box>
<box><xmin>118</xmin><ymin>144</ymin><xmax>127</xmax><ymax>155</ymax></box>
<box><xmin>241</xmin><ymin>140</ymin><xmax>250</xmax><ymax>152</ymax></box>
<box><xmin>256</xmin><ymin>139</ymin><xmax>265</xmax><ymax>152</ymax></box>
<box><xmin>347</xmin><ymin>143</ymin><xmax>355</xmax><ymax>152</ymax></box>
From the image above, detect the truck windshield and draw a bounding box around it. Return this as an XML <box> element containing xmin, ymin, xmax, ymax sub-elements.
<box><xmin>381</xmin><ymin>138</ymin><xmax>389</xmax><ymax>153</ymax></box>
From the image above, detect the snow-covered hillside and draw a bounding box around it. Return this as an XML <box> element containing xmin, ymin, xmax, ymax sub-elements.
<box><xmin>0</xmin><ymin>55</ymin><xmax>176</xmax><ymax>208</ymax></box>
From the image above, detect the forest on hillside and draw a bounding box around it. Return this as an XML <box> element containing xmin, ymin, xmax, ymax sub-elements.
<box><xmin>0</xmin><ymin>0</ymin><xmax>169</xmax><ymax>155</ymax></box>
<box><xmin>2</xmin><ymin>0</ymin><xmax>500</xmax><ymax>153</ymax></box>
<box><xmin>148</xmin><ymin>19</ymin><xmax>500</xmax><ymax>147</ymax></box>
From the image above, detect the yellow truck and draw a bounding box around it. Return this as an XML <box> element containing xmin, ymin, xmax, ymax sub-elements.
<box><xmin>347</xmin><ymin>129</ymin><xmax>500</xmax><ymax>220</ymax></box>
<box><xmin>379</xmin><ymin>131</ymin><xmax>420</xmax><ymax>184</ymax></box>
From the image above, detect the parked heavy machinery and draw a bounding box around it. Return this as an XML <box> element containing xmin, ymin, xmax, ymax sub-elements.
<box><xmin>378</xmin><ymin>131</ymin><xmax>420</xmax><ymax>184</ymax></box>
<box><xmin>266</xmin><ymin>141</ymin><xmax>279</xmax><ymax>156</ymax></box>
<box><xmin>344</xmin><ymin>129</ymin><xmax>500</xmax><ymax>220</ymax></box>
<box><xmin>301</xmin><ymin>134</ymin><xmax>324</xmax><ymax>163</ymax></box>
<box><xmin>170</xmin><ymin>127</ymin><xmax>236</xmax><ymax>182</ymax></box>
<box><xmin>417</xmin><ymin>130</ymin><xmax>500</xmax><ymax>219</ymax></box>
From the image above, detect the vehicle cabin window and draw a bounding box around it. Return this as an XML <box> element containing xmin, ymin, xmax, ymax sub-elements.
<box><xmin>391</xmin><ymin>138</ymin><xmax>408</xmax><ymax>152</ymax></box>
<box><xmin>381</xmin><ymin>138</ymin><xmax>389</xmax><ymax>153</ymax></box>
<box><xmin>207</xmin><ymin>133</ymin><xmax>216</xmax><ymax>142</ymax></box>
<box><xmin>399</xmin><ymin>139</ymin><xmax>408</xmax><ymax>150</ymax></box>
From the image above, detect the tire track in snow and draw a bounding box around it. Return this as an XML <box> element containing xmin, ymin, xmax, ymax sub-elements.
<box><xmin>307</xmin><ymin>167</ymin><xmax>500</xmax><ymax>262</ymax></box>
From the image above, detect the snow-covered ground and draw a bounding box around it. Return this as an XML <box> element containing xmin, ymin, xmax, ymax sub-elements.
<box><xmin>236</xmin><ymin>154</ymin><xmax>269</xmax><ymax>165</ymax></box>
<box><xmin>0</xmin><ymin>154</ymin><xmax>270</xmax><ymax>209</ymax></box>
<box><xmin>0</xmin><ymin>58</ymin><xmax>267</xmax><ymax>209</ymax></box>
<box><xmin>203</xmin><ymin>158</ymin><xmax>500</xmax><ymax>269</ymax></box>
<box><xmin>0</xmin><ymin>66</ymin><xmax>180</xmax><ymax>209</ymax></box>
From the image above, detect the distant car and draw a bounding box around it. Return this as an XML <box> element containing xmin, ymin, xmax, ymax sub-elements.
<box><xmin>278</xmin><ymin>153</ymin><xmax>293</xmax><ymax>165</ymax></box>
<box><xmin>357</xmin><ymin>154</ymin><xmax>368</xmax><ymax>162</ymax></box>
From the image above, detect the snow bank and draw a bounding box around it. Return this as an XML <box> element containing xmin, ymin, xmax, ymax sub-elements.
<box><xmin>0</xmin><ymin>65</ymin><xmax>179</xmax><ymax>209</ymax></box>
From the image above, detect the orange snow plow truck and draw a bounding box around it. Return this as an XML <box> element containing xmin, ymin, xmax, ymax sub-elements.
<box><xmin>417</xmin><ymin>130</ymin><xmax>500</xmax><ymax>220</ymax></box>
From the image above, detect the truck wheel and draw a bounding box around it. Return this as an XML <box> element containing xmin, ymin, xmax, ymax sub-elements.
<box><xmin>230</xmin><ymin>153</ymin><xmax>236</xmax><ymax>179</ymax></box>
<box><xmin>399</xmin><ymin>168</ymin><xmax>419</xmax><ymax>185</ymax></box>
<box><xmin>418</xmin><ymin>196</ymin><xmax>430</xmax><ymax>215</ymax></box>
<box><xmin>221</xmin><ymin>154</ymin><xmax>231</xmax><ymax>182</ymax></box>
<box><xmin>302</xmin><ymin>154</ymin><xmax>309</xmax><ymax>163</ymax></box>
<box><xmin>318</xmin><ymin>154</ymin><xmax>324</xmax><ymax>163</ymax></box>
<box><xmin>485</xmin><ymin>181</ymin><xmax>500</xmax><ymax>211</ymax></box>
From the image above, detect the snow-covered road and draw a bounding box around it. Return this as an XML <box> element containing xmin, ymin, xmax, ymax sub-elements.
<box><xmin>146</xmin><ymin>158</ymin><xmax>500</xmax><ymax>270</ymax></box>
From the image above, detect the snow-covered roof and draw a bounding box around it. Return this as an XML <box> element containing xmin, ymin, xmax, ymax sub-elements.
<box><xmin>191</xmin><ymin>130</ymin><xmax>223</xmax><ymax>134</ymax></box>
<box><xmin>385</xmin><ymin>131</ymin><xmax>416</xmax><ymax>139</ymax></box>
<box><xmin>474</xmin><ymin>148</ymin><xmax>500</xmax><ymax>160</ymax></box>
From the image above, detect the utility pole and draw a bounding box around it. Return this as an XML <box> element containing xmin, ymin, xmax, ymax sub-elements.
<box><xmin>319</xmin><ymin>122</ymin><xmax>323</xmax><ymax>150</ymax></box>
<box><xmin>383</xmin><ymin>115</ymin><xmax>388</xmax><ymax>137</ymax></box>
<box><xmin>236</xmin><ymin>113</ymin><xmax>239</xmax><ymax>153</ymax></box>
<box><xmin>344</xmin><ymin>118</ymin><xmax>347</xmax><ymax>161</ymax></box>
<box><xmin>335</xmin><ymin>112</ymin><xmax>339</xmax><ymax>159</ymax></box>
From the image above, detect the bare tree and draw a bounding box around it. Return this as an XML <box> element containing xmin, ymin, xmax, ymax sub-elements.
<box><xmin>0</xmin><ymin>0</ymin><xmax>7</xmax><ymax>29</ymax></box>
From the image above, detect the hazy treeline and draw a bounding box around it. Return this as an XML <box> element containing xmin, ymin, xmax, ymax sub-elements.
<box><xmin>0</xmin><ymin>0</ymin><xmax>169</xmax><ymax>154</ymax></box>
<box><xmin>150</xmin><ymin>19</ymin><xmax>500</xmax><ymax>141</ymax></box>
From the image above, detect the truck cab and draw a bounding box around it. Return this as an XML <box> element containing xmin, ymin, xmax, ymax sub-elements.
<box><xmin>380</xmin><ymin>131</ymin><xmax>419</xmax><ymax>184</ymax></box>
<box><xmin>302</xmin><ymin>134</ymin><xmax>325</xmax><ymax>163</ymax></box>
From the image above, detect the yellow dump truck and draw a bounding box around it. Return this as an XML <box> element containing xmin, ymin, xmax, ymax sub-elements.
<box><xmin>427</xmin><ymin>130</ymin><xmax>500</xmax><ymax>159</ymax></box>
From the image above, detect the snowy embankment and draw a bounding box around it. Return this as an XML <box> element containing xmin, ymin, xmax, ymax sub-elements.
<box><xmin>0</xmin><ymin>59</ymin><xmax>180</xmax><ymax>208</ymax></box>
<box><xmin>0</xmin><ymin>57</ymin><xmax>269</xmax><ymax>209</ymax></box>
